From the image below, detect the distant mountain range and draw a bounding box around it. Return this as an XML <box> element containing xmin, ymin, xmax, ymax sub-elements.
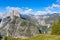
<box><xmin>20</xmin><ymin>13</ymin><xmax>60</xmax><ymax>25</ymax></box>
<box><xmin>0</xmin><ymin>12</ymin><xmax>60</xmax><ymax>29</ymax></box>
<box><xmin>0</xmin><ymin>13</ymin><xmax>60</xmax><ymax>29</ymax></box>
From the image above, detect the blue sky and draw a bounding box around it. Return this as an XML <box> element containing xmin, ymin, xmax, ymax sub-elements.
<box><xmin>0</xmin><ymin>0</ymin><xmax>56</xmax><ymax>9</ymax></box>
<box><xmin>0</xmin><ymin>0</ymin><xmax>60</xmax><ymax>15</ymax></box>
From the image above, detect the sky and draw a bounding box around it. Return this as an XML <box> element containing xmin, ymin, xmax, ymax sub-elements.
<box><xmin>0</xmin><ymin>0</ymin><xmax>60</xmax><ymax>15</ymax></box>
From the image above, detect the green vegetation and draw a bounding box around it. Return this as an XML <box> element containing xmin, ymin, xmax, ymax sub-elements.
<box><xmin>20</xmin><ymin>21</ymin><xmax>36</xmax><ymax>26</ymax></box>
<box><xmin>20</xmin><ymin>21</ymin><xmax>28</xmax><ymax>26</ymax></box>
<box><xmin>51</xmin><ymin>19</ymin><xmax>60</xmax><ymax>35</ymax></box>
<box><xmin>5</xmin><ymin>34</ymin><xmax>60</xmax><ymax>40</ymax></box>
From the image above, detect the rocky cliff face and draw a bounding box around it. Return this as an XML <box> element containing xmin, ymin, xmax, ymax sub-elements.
<box><xmin>7</xmin><ymin>16</ymin><xmax>40</xmax><ymax>38</ymax></box>
<box><xmin>0</xmin><ymin>15</ymin><xmax>40</xmax><ymax>38</ymax></box>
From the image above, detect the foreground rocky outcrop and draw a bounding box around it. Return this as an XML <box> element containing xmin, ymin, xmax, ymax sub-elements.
<box><xmin>7</xmin><ymin>16</ymin><xmax>40</xmax><ymax>38</ymax></box>
<box><xmin>0</xmin><ymin>15</ymin><xmax>41</xmax><ymax>39</ymax></box>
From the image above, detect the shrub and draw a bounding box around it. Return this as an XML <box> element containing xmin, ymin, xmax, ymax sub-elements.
<box><xmin>20</xmin><ymin>21</ymin><xmax>28</xmax><ymax>26</ymax></box>
<box><xmin>51</xmin><ymin>19</ymin><xmax>60</xmax><ymax>35</ymax></box>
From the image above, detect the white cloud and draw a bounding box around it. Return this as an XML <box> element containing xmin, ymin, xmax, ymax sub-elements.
<box><xmin>6</xmin><ymin>6</ymin><xmax>21</xmax><ymax>13</ymax></box>
<box><xmin>34</xmin><ymin>4</ymin><xmax>60</xmax><ymax>15</ymax></box>
<box><xmin>45</xmin><ymin>4</ymin><xmax>60</xmax><ymax>13</ymax></box>
<box><xmin>0</xmin><ymin>4</ymin><xmax>60</xmax><ymax>16</ymax></box>
<box><xmin>6</xmin><ymin>6</ymin><xmax>33</xmax><ymax>15</ymax></box>
<box><xmin>23</xmin><ymin>9</ymin><xmax>32</xmax><ymax>14</ymax></box>
<box><xmin>45</xmin><ymin>4</ymin><xmax>60</xmax><ymax>10</ymax></box>
<box><xmin>34</xmin><ymin>11</ymin><xmax>47</xmax><ymax>15</ymax></box>
<box><xmin>6</xmin><ymin>6</ymin><xmax>21</xmax><ymax>10</ymax></box>
<box><xmin>56</xmin><ymin>0</ymin><xmax>60</xmax><ymax>4</ymax></box>
<box><xmin>52</xmin><ymin>4</ymin><xmax>60</xmax><ymax>8</ymax></box>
